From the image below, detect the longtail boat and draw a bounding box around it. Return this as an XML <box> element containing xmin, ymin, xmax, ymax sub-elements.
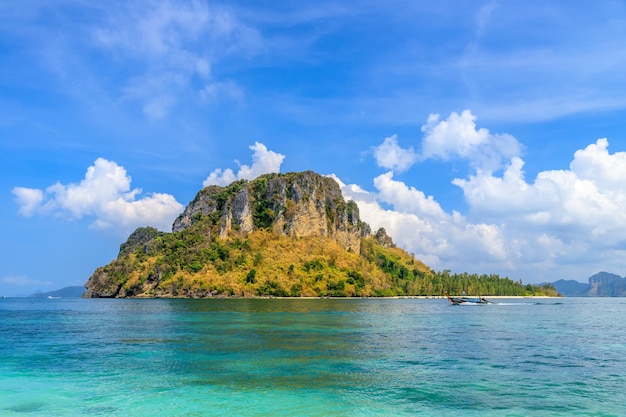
<box><xmin>445</xmin><ymin>291</ymin><xmax>491</xmax><ymax>305</ymax></box>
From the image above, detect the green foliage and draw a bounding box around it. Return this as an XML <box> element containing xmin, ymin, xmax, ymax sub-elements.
<box><xmin>290</xmin><ymin>283</ymin><xmax>302</xmax><ymax>297</ymax></box>
<box><xmin>327</xmin><ymin>280</ymin><xmax>346</xmax><ymax>297</ymax></box>
<box><xmin>346</xmin><ymin>270</ymin><xmax>365</xmax><ymax>288</ymax></box>
<box><xmin>257</xmin><ymin>280</ymin><xmax>287</xmax><ymax>297</ymax></box>
<box><xmin>302</xmin><ymin>259</ymin><xmax>324</xmax><ymax>272</ymax></box>
<box><xmin>119</xmin><ymin>227</ymin><xmax>163</xmax><ymax>258</ymax></box>
<box><xmin>252</xmin><ymin>177</ymin><xmax>276</xmax><ymax>229</ymax></box>
<box><xmin>424</xmin><ymin>270</ymin><xmax>555</xmax><ymax>296</ymax></box>
<box><xmin>245</xmin><ymin>269</ymin><xmax>257</xmax><ymax>284</ymax></box>
<box><xmin>189</xmin><ymin>261</ymin><xmax>203</xmax><ymax>273</ymax></box>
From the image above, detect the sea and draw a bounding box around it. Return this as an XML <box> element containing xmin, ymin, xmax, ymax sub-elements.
<box><xmin>1</xmin><ymin>297</ymin><xmax>625</xmax><ymax>417</ymax></box>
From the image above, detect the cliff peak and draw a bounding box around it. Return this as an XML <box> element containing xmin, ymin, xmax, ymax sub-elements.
<box><xmin>172</xmin><ymin>171</ymin><xmax>370</xmax><ymax>252</ymax></box>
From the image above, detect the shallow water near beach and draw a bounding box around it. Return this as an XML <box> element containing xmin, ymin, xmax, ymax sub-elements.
<box><xmin>1</xmin><ymin>297</ymin><xmax>625</xmax><ymax>416</ymax></box>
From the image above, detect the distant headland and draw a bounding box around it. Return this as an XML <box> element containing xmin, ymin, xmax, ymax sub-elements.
<box><xmin>28</xmin><ymin>286</ymin><xmax>86</xmax><ymax>298</ymax></box>
<box><xmin>551</xmin><ymin>272</ymin><xmax>626</xmax><ymax>297</ymax></box>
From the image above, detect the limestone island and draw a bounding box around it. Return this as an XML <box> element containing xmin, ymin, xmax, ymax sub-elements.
<box><xmin>84</xmin><ymin>171</ymin><xmax>557</xmax><ymax>298</ymax></box>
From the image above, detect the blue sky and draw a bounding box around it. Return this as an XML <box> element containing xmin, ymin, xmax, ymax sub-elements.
<box><xmin>2</xmin><ymin>1</ymin><xmax>626</xmax><ymax>296</ymax></box>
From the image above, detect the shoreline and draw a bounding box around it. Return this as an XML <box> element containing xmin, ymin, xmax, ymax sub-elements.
<box><xmin>7</xmin><ymin>294</ymin><xmax>560</xmax><ymax>300</ymax></box>
<box><xmin>146</xmin><ymin>295</ymin><xmax>560</xmax><ymax>300</ymax></box>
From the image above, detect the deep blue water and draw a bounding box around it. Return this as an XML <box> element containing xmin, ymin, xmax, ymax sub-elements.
<box><xmin>1</xmin><ymin>297</ymin><xmax>625</xmax><ymax>416</ymax></box>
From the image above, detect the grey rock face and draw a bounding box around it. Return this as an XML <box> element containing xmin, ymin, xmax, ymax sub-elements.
<box><xmin>171</xmin><ymin>171</ymin><xmax>375</xmax><ymax>252</ymax></box>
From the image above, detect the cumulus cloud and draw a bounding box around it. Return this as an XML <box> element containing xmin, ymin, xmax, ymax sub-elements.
<box><xmin>203</xmin><ymin>142</ymin><xmax>285</xmax><ymax>187</ymax></box>
<box><xmin>421</xmin><ymin>110</ymin><xmax>523</xmax><ymax>173</ymax></box>
<box><xmin>570</xmin><ymin>138</ymin><xmax>626</xmax><ymax>193</ymax></box>
<box><xmin>373</xmin><ymin>110</ymin><xmax>522</xmax><ymax>174</ymax></box>
<box><xmin>454</xmin><ymin>138</ymin><xmax>626</xmax><ymax>242</ymax></box>
<box><xmin>12</xmin><ymin>158</ymin><xmax>183</xmax><ymax>234</ymax></box>
<box><xmin>341</xmin><ymin>112</ymin><xmax>626</xmax><ymax>282</ymax></box>
<box><xmin>372</xmin><ymin>135</ymin><xmax>418</xmax><ymax>173</ymax></box>
<box><xmin>12</xmin><ymin>187</ymin><xmax>44</xmax><ymax>217</ymax></box>
<box><xmin>336</xmin><ymin>172</ymin><xmax>509</xmax><ymax>270</ymax></box>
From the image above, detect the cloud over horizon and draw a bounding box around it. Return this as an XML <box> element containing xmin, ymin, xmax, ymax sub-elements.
<box><xmin>345</xmin><ymin>112</ymin><xmax>626</xmax><ymax>281</ymax></box>
<box><xmin>12</xmin><ymin>158</ymin><xmax>183</xmax><ymax>234</ymax></box>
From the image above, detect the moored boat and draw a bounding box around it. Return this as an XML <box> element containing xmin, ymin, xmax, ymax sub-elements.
<box><xmin>445</xmin><ymin>292</ymin><xmax>491</xmax><ymax>305</ymax></box>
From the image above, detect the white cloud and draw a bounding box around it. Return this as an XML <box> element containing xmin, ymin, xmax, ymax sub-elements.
<box><xmin>373</xmin><ymin>172</ymin><xmax>449</xmax><ymax>221</ymax></box>
<box><xmin>570</xmin><ymin>138</ymin><xmax>626</xmax><ymax>193</ymax></box>
<box><xmin>421</xmin><ymin>110</ymin><xmax>523</xmax><ymax>173</ymax></box>
<box><xmin>12</xmin><ymin>158</ymin><xmax>183</xmax><ymax>234</ymax></box>
<box><xmin>372</xmin><ymin>134</ymin><xmax>418</xmax><ymax>173</ymax></box>
<box><xmin>421</xmin><ymin>110</ymin><xmax>489</xmax><ymax>159</ymax></box>
<box><xmin>203</xmin><ymin>142</ymin><xmax>285</xmax><ymax>187</ymax></box>
<box><xmin>336</xmin><ymin>114</ymin><xmax>626</xmax><ymax>282</ymax></box>
<box><xmin>12</xmin><ymin>187</ymin><xmax>44</xmax><ymax>217</ymax></box>
<box><xmin>92</xmin><ymin>0</ymin><xmax>261</xmax><ymax>118</ymax></box>
<box><xmin>453</xmin><ymin>138</ymin><xmax>626</xmax><ymax>245</ymax></box>
<box><xmin>335</xmin><ymin>171</ymin><xmax>509</xmax><ymax>271</ymax></box>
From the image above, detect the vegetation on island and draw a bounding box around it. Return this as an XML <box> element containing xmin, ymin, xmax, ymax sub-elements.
<box><xmin>92</xmin><ymin>228</ymin><xmax>558</xmax><ymax>298</ymax></box>
<box><xmin>90</xmin><ymin>225</ymin><xmax>557</xmax><ymax>298</ymax></box>
<box><xmin>85</xmin><ymin>172</ymin><xmax>558</xmax><ymax>298</ymax></box>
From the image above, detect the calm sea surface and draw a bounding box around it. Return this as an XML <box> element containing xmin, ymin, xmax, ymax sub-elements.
<box><xmin>1</xmin><ymin>297</ymin><xmax>625</xmax><ymax>416</ymax></box>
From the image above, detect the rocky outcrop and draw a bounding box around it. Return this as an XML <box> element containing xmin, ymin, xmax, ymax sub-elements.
<box><xmin>119</xmin><ymin>227</ymin><xmax>164</xmax><ymax>257</ymax></box>
<box><xmin>172</xmin><ymin>171</ymin><xmax>367</xmax><ymax>252</ymax></box>
<box><xmin>374</xmin><ymin>227</ymin><xmax>395</xmax><ymax>248</ymax></box>
<box><xmin>587</xmin><ymin>272</ymin><xmax>626</xmax><ymax>296</ymax></box>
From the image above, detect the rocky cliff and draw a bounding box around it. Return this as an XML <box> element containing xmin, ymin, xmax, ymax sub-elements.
<box><xmin>587</xmin><ymin>272</ymin><xmax>626</xmax><ymax>296</ymax></box>
<box><xmin>84</xmin><ymin>171</ymin><xmax>421</xmax><ymax>298</ymax></box>
<box><xmin>171</xmin><ymin>171</ymin><xmax>380</xmax><ymax>252</ymax></box>
<box><xmin>552</xmin><ymin>272</ymin><xmax>626</xmax><ymax>297</ymax></box>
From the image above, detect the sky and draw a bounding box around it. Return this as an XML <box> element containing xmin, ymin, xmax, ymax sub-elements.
<box><xmin>2</xmin><ymin>1</ymin><xmax>626</xmax><ymax>296</ymax></box>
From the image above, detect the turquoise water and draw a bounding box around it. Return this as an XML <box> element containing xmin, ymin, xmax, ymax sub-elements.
<box><xmin>1</xmin><ymin>298</ymin><xmax>625</xmax><ymax>416</ymax></box>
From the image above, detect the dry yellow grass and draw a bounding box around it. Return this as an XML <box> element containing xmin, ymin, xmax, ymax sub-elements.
<box><xmin>114</xmin><ymin>229</ymin><xmax>431</xmax><ymax>297</ymax></box>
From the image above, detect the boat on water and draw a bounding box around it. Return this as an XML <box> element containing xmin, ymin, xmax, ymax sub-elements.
<box><xmin>445</xmin><ymin>292</ymin><xmax>491</xmax><ymax>305</ymax></box>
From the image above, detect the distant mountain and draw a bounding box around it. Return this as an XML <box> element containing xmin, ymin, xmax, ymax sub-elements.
<box><xmin>587</xmin><ymin>272</ymin><xmax>626</xmax><ymax>296</ymax></box>
<box><xmin>552</xmin><ymin>279</ymin><xmax>591</xmax><ymax>297</ymax></box>
<box><xmin>552</xmin><ymin>272</ymin><xmax>626</xmax><ymax>297</ymax></box>
<box><xmin>29</xmin><ymin>286</ymin><xmax>85</xmax><ymax>298</ymax></box>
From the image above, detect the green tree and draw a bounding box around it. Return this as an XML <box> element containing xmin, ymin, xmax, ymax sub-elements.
<box><xmin>245</xmin><ymin>269</ymin><xmax>257</xmax><ymax>284</ymax></box>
